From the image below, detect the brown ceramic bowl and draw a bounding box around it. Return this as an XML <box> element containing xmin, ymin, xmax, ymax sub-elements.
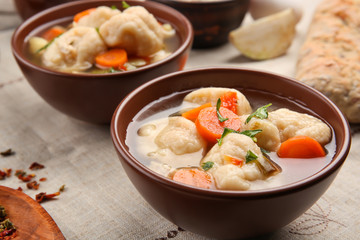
<box><xmin>11</xmin><ymin>0</ymin><xmax>193</xmax><ymax>124</ymax></box>
<box><xmin>111</xmin><ymin>67</ymin><xmax>351</xmax><ymax>239</ymax></box>
<box><xmin>13</xmin><ymin>0</ymin><xmax>77</xmax><ymax>20</ymax></box>
<box><xmin>152</xmin><ymin>0</ymin><xmax>250</xmax><ymax>48</ymax></box>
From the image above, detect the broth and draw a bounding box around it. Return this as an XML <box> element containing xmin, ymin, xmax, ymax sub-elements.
<box><xmin>126</xmin><ymin>88</ymin><xmax>336</xmax><ymax>190</ymax></box>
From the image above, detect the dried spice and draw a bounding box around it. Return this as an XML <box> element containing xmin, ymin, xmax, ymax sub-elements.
<box><xmin>0</xmin><ymin>205</ymin><xmax>17</xmax><ymax>239</ymax></box>
<box><xmin>0</xmin><ymin>172</ymin><xmax>6</xmax><ymax>181</ymax></box>
<box><xmin>59</xmin><ymin>185</ymin><xmax>65</xmax><ymax>192</ymax></box>
<box><xmin>29</xmin><ymin>162</ymin><xmax>45</xmax><ymax>170</ymax></box>
<box><xmin>14</xmin><ymin>170</ymin><xmax>25</xmax><ymax>177</ymax></box>
<box><xmin>35</xmin><ymin>192</ymin><xmax>60</xmax><ymax>203</ymax></box>
<box><xmin>167</xmin><ymin>230</ymin><xmax>178</xmax><ymax>238</ymax></box>
<box><xmin>15</xmin><ymin>169</ymin><xmax>36</xmax><ymax>182</ymax></box>
<box><xmin>0</xmin><ymin>149</ymin><xmax>14</xmax><ymax>157</ymax></box>
<box><xmin>26</xmin><ymin>181</ymin><xmax>40</xmax><ymax>190</ymax></box>
<box><xmin>17</xmin><ymin>173</ymin><xmax>35</xmax><ymax>183</ymax></box>
<box><xmin>16</xmin><ymin>187</ymin><xmax>22</xmax><ymax>192</ymax></box>
<box><xmin>3</xmin><ymin>169</ymin><xmax>11</xmax><ymax>178</ymax></box>
<box><xmin>0</xmin><ymin>206</ymin><xmax>5</xmax><ymax>221</ymax></box>
<box><xmin>177</xmin><ymin>227</ymin><xmax>185</xmax><ymax>232</ymax></box>
<box><xmin>39</xmin><ymin>177</ymin><xmax>47</xmax><ymax>182</ymax></box>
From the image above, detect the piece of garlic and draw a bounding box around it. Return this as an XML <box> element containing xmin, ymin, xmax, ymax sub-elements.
<box><xmin>229</xmin><ymin>8</ymin><xmax>297</xmax><ymax>60</ymax></box>
<box><xmin>28</xmin><ymin>36</ymin><xmax>48</xmax><ymax>55</ymax></box>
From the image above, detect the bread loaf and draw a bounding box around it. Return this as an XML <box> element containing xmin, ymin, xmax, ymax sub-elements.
<box><xmin>295</xmin><ymin>0</ymin><xmax>360</xmax><ymax>123</ymax></box>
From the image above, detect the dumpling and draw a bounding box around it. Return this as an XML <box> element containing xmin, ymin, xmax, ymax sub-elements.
<box><xmin>155</xmin><ymin>116</ymin><xmax>207</xmax><ymax>155</ymax></box>
<box><xmin>123</xmin><ymin>6</ymin><xmax>174</xmax><ymax>38</ymax></box>
<box><xmin>99</xmin><ymin>6</ymin><xmax>174</xmax><ymax>56</ymax></box>
<box><xmin>241</xmin><ymin>115</ymin><xmax>281</xmax><ymax>152</ymax></box>
<box><xmin>268</xmin><ymin>108</ymin><xmax>331</xmax><ymax>145</ymax></box>
<box><xmin>183</xmin><ymin>87</ymin><xmax>252</xmax><ymax>116</ymax></box>
<box><xmin>75</xmin><ymin>6</ymin><xmax>121</xmax><ymax>28</ymax></box>
<box><xmin>42</xmin><ymin>26</ymin><xmax>106</xmax><ymax>72</ymax></box>
<box><xmin>201</xmin><ymin>133</ymin><xmax>274</xmax><ymax>190</ymax></box>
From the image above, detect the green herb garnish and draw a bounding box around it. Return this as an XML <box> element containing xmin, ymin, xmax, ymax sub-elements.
<box><xmin>202</xmin><ymin>161</ymin><xmax>214</xmax><ymax>171</ymax></box>
<box><xmin>239</xmin><ymin>129</ymin><xmax>262</xmax><ymax>142</ymax></box>
<box><xmin>111</xmin><ymin>5</ymin><xmax>118</xmax><ymax>9</ymax></box>
<box><xmin>216</xmin><ymin>98</ymin><xmax>229</xmax><ymax>123</ymax></box>
<box><xmin>122</xmin><ymin>1</ymin><xmax>130</xmax><ymax>9</ymax></box>
<box><xmin>108</xmin><ymin>67</ymin><xmax>121</xmax><ymax>73</ymax></box>
<box><xmin>35</xmin><ymin>33</ymin><xmax>63</xmax><ymax>54</ymax></box>
<box><xmin>245</xmin><ymin>150</ymin><xmax>258</xmax><ymax>163</ymax></box>
<box><xmin>217</xmin><ymin>127</ymin><xmax>238</xmax><ymax>145</ymax></box>
<box><xmin>1</xmin><ymin>219</ymin><xmax>15</xmax><ymax>230</ymax></box>
<box><xmin>0</xmin><ymin>205</ymin><xmax>16</xmax><ymax>236</ymax></box>
<box><xmin>245</xmin><ymin>103</ymin><xmax>272</xmax><ymax>124</ymax></box>
<box><xmin>217</xmin><ymin>128</ymin><xmax>262</xmax><ymax>146</ymax></box>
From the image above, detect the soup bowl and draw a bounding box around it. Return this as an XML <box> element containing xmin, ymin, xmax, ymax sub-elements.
<box><xmin>153</xmin><ymin>0</ymin><xmax>250</xmax><ymax>48</ymax></box>
<box><xmin>13</xmin><ymin>0</ymin><xmax>78</xmax><ymax>20</ymax></box>
<box><xmin>111</xmin><ymin>67</ymin><xmax>351</xmax><ymax>239</ymax></box>
<box><xmin>11</xmin><ymin>0</ymin><xmax>193</xmax><ymax>124</ymax></box>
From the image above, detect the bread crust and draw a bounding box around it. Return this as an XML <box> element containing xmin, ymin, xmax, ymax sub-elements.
<box><xmin>295</xmin><ymin>0</ymin><xmax>360</xmax><ymax>123</ymax></box>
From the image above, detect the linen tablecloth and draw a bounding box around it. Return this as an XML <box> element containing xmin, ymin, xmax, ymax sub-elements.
<box><xmin>0</xmin><ymin>0</ymin><xmax>359</xmax><ymax>239</ymax></box>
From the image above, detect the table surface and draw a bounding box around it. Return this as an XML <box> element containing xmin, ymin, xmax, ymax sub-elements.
<box><xmin>1</xmin><ymin>1</ymin><xmax>359</xmax><ymax>239</ymax></box>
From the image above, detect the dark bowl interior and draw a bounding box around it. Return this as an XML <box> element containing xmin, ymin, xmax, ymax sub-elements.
<box><xmin>153</xmin><ymin>0</ymin><xmax>250</xmax><ymax>48</ymax></box>
<box><xmin>111</xmin><ymin>67</ymin><xmax>351</xmax><ymax>239</ymax></box>
<box><xmin>11</xmin><ymin>0</ymin><xmax>193</xmax><ymax>124</ymax></box>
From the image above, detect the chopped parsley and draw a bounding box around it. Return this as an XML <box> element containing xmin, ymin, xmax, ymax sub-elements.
<box><xmin>217</xmin><ymin>127</ymin><xmax>262</xmax><ymax>145</ymax></box>
<box><xmin>202</xmin><ymin>161</ymin><xmax>214</xmax><ymax>171</ymax></box>
<box><xmin>122</xmin><ymin>1</ymin><xmax>130</xmax><ymax>9</ymax></box>
<box><xmin>245</xmin><ymin>150</ymin><xmax>258</xmax><ymax>163</ymax></box>
<box><xmin>245</xmin><ymin>103</ymin><xmax>272</xmax><ymax>124</ymax></box>
<box><xmin>216</xmin><ymin>98</ymin><xmax>229</xmax><ymax>123</ymax></box>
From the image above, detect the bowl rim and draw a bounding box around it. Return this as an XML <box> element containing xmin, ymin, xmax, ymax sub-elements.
<box><xmin>153</xmin><ymin>0</ymin><xmax>250</xmax><ymax>6</ymax></box>
<box><xmin>111</xmin><ymin>67</ymin><xmax>351</xmax><ymax>198</ymax></box>
<box><xmin>11</xmin><ymin>0</ymin><xmax>193</xmax><ymax>78</ymax></box>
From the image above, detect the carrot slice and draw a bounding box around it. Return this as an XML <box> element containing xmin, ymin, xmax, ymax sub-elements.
<box><xmin>277</xmin><ymin>135</ymin><xmax>326</xmax><ymax>158</ymax></box>
<box><xmin>195</xmin><ymin>107</ymin><xmax>241</xmax><ymax>144</ymax></box>
<box><xmin>220</xmin><ymin>91</ymin><xmax>238</xmax><ymax>113</ymax></box>
<box><xmin>41</xmin><ymin>27</ymin><xmax>65</xmax><ymax>41</ymax></box>
<box><xmin>182</xmin><ymin>103</ymin><xmax>212</xmax><ymax>122</ymax></box>
<box><xmin>95</xmin><ymin>49</ymin><xmax>128</xmax><ymax>69</ymax></box>
<box><xmin>73</xmin><ymin>8</ymin><xmax>96</xmax><ymax>23</ymax></box>
<box><xmin>224</xmin><ymin>155</ymin><xmax>244</xmax><ymax>167</ymax></box>
<box><xmin>172</xmin><ymin>168</ymin><xmax>212</xmax><ymax>189</ymax></box>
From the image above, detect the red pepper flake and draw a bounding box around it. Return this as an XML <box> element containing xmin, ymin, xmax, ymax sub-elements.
<box><xmin>3</xmin><ymin>169</ymin><xmax>12</xmax><ymax>177</ymax></box>
<box><xmin>17</xmin><ymin>187</ymin><xmax>22</xmax><ymax>192</ymax></box>
<box><xmin>29</xmin><ymin>162</ymin><xmax>45</xmax><ymax>170</ymax></box>
<box><xmin>0</xmin><ymin>170</ymin><xmax>6</xmax><ymax>180</ymax></box>
<box><xmin>39</xmin><ymin>177</ymin><xmax>47</xmax><ymax>182</ymax></box>
<box><xmin>0</xmin><ymin>149</ymin><xmax>14</xmax><ymax>157</ymax></box>
<box><xmin>35</xmin><ymin>192</ymin><xmax>60</xmax><ymax>203</ymax></box>
<box><xmin>0</xmin><ymin>228</ymin><xmax>17</xmax><ymax>238</ymax></box>
<box><xmin>14</xmin><ymin>170</ymin><xmax>25</xmax><ymax>177</ymax></box>
<box><xmin>26</xmin><ymin>181</ymin><xmax>40</xmax><ymax>190</ymax></box>
<box><xmin>0</xmin><ymin>169</ymin><xmax>12</xmax><ymax>180</ymax></box>
<box><xmin>17</xmin><ymin>173</ymin><xmax>35</xmax><ymax>182</ymax></box>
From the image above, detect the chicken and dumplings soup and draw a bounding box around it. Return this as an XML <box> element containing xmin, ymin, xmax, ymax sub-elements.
<box><xmin>26</xmin><ymin>4</ymin><xmax>178</xmax><ymax>73</ymax></box>
<box><xmin>126</xmin><ymin>87</ymin><xmax>335</xmax><ymax>191</ymax></box>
